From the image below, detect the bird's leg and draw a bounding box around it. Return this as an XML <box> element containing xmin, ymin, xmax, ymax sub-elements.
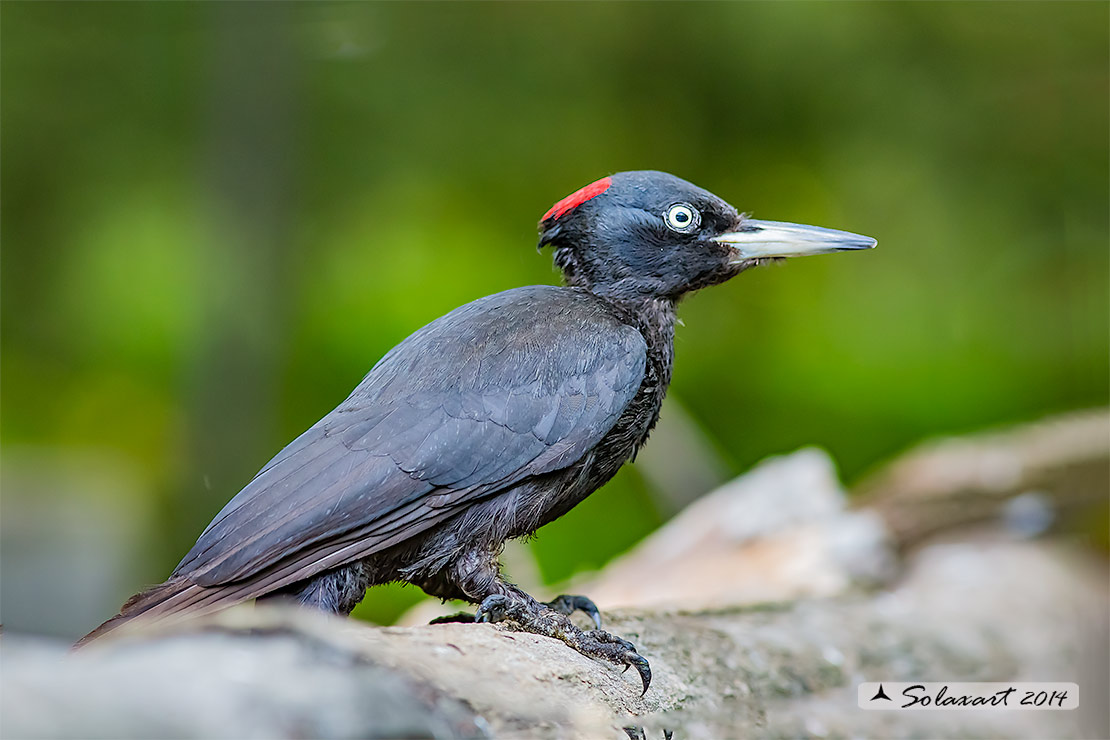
<box><xmin>425</xmin><ymin>555</ymin><xmax>650</xmax><ymax>693</ymax></box>
<box><xmin>420</xmin><ymin>559</ymin><xmax>601</xmax><ymax>627</ymax></box>
<box><xmin>259</xmin><ymin>560</ymin><xmax>373</xmax><ymax>616</ymax></box>
<box><xmin>422</xmin><ymin>568</ymin><xmax>483</xmax><ymax>624</ymax></box>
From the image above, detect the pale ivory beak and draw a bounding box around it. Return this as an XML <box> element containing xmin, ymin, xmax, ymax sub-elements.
<box><xmin>713</xmin><ymin>219</ymin><xmax>877</xmax><ymax>261</ymax></box>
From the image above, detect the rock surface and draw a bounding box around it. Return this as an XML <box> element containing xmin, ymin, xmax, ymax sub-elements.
<box><xmin>856</xmin><ymin>409</ymin><xmax>1109</xmax><ymax>548</ymax></box>
<box><xmin>3</xmin><ymin>418</ymin><xmax>1108</xmax><ymax>740</ymax></box>
<box><xmin>571</xmin><ymin>448</ymin><xmax>897</xmax><ymax>612</ymax></box>
<box><xmin>3</xmin><ymin>535</ymin><xmax>1105</xmax><ymax>739</ymax></box>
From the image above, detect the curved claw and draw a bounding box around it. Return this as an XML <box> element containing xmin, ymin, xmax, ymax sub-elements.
<box><xmin>626</xmin><ymin>651</ymin><xmax>652</xmax><ymax>695</ymax></box>
<box><xmin>545</xmin><ymin>594</ymin><xmax>603</xmax><ymax>630</ymax></box>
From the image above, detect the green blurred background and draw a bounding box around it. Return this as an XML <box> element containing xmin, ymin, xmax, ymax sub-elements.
<box><xmin>2</xmin><ymin>2</ymin><xmax>1107</xmax><ymax>637</ymax></box>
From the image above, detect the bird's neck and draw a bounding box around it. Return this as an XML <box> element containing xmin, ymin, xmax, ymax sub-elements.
<box><xmin>588</xmin><ymin>291</ymin><xmax>676</xmax><ymax>459</ymax></box>
<box><xmin>630</xmin><ymin>295</ymin><xmax>677</xmax><ymax>353</ymax></box>
<box><xmin>595</xmin><ymin>292</ymin><xmax>677</xmax><ymax>382</ymax></box>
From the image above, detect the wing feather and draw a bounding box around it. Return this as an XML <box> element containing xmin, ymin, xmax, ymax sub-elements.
<box><xmin>174</xmin><ymin>286</ymin><xmax>647</xmax><ymax>592</ymax></box>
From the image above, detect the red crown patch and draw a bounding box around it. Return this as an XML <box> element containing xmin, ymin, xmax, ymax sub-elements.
<box><xmin>542</xmin><ymin>176</ymin><xmax>613</xmax><ymax>222</ymax></box>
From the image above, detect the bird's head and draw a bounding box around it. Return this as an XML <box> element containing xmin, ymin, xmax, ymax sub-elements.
<box><xmin>538</xmin><ymin>170</ymin><xmax>875</xmax><ymax>301</ymax></box>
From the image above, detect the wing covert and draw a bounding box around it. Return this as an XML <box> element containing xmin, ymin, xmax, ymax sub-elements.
<box><xmin>175</xmin><ymin>286</ymin><xmax>646</xmax><ymax>587</ymax></box>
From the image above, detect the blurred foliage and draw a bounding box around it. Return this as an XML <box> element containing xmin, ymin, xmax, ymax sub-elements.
<box><xmin>2</xmin><ymin>2</ymin><xmax>1107</xmax><ymax>628</ymax></box>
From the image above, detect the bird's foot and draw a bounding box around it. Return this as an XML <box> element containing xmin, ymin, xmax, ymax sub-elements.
<box><xmin>543</xmin><ymin>593</ymin><xmax>603</xmax><ymax>630</ymax></box>
<box><xmin>429</xmin><ymin>593</ymin><xmax>600</xmax><ymax>628</ymax></box>
<box><xmin>474</xmin><ymin>593</ymin><xmax>651</xmax><ymax>695</ymax></box>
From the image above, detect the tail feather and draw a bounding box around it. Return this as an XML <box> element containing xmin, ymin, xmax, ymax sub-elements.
<box><xmin>76</xmin><ymin>525</ymin><xmax>414</xmax><ymax>648</ymax></box>
<box><xmin>75</xmin><ymin>578</ymin><xmax>233</xmax><ymax>648</ymax></box>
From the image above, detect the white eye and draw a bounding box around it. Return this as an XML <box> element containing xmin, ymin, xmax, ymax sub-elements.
<box><xmin>664</xmin><ymin>203</ymin><xmax>700</xmax><ymax>232</ymax></box>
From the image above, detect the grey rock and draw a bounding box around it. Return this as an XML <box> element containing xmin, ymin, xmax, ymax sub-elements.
<box><xmin>2</xmin><ymin>626</ymin><xmax>487</xmax><ymax>740</ymax></box>
<box><xmin>5</xmin><ymin>423</ymin><xmax>1107</xmax><ymax>740</ymax></box>
<box><xmin>3</xmin><ymin>536</ymin><xmax>1104</xmax><ymax>739</ymax></box>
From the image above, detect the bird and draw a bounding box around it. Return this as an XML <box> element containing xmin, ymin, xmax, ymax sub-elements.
<box><xmin>78</xmin><ymin>170</ymin><xmax>875</xmax><ymax>693</ymax></box>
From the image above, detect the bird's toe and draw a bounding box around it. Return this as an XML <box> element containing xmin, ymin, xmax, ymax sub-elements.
<box><xmin>591</xmin><ymin>629</ymin><xmax>636</xmax><ymax>651</ymax></box>
<box><xmin>544</xmin><ymin>594</ymin><xmax>603</xmax><ymax>630</ymax></box>
<box><xmin>576</xmin><ymin>628</ymin><xmax>652</xmax><ymax>694</ymax></box>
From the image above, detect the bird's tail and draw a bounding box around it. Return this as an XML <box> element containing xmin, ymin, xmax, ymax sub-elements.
<box><xmin>75</xmin><ymin>577</ymin><xmax>206</xmax><ymax>648</ymax></box>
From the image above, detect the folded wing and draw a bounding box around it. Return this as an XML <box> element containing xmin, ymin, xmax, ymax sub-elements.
<box><xmin>172</xmin><ymin>286</ymin><xmax>647</xmax><ymax>599</ymax></box>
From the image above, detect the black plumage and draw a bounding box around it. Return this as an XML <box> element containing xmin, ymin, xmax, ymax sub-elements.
<box><xmin>183</xmin><ymin>287</ymin><xmax>649</xmax><ymax>595</ymax></box>
<box><xmin>81</xmin><ymin>171</ymin><xmax>874</xmax><ymax>691</ymax></box>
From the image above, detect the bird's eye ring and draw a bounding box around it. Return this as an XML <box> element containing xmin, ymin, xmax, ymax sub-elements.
<box><xmin>664</xmin><ymin>203</ymin><xmax>700</xmax><ymax>232</ymax></box>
